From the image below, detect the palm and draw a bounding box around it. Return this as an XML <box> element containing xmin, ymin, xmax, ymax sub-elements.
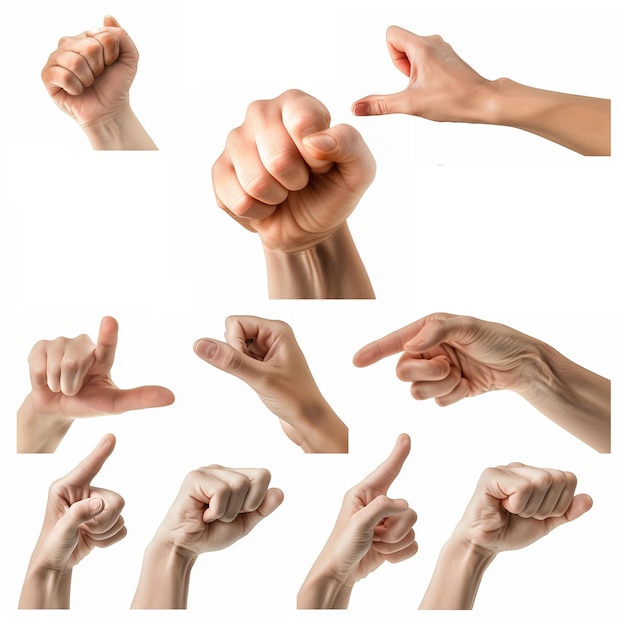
<box><xmin>32</xmin><ymin>372</ymin><xmax>123</xmax><ymax>418</ymax></box>
<box><xmin>349</xmin><ymin>547</ymin><xmax>385</xmax><ymax>583</ymax></box>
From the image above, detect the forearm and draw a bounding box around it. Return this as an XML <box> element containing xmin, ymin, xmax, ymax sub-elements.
<box><xmin>19</xmin><ymin>564</ymin><xmax>73</xmax><ymax>609</ymax></box>
<box><xmin>131</xmin><ymin>539</ymin><xmax>196</xmax><ymax>609</ymax></box>
<box><xmin>486</xmin><ymin>78</ymin><xmax>610</xmax><ymax>155</ymax></box>
<box><xmin>81</xmin><ymin>108</ymin><xmax>158</xmax><ymax>150</ymax></box>
<box><xmin>419</xmin><ymin>537</ymin><xmax>494</xmax><ymax>610</ymax></box>
<box><xmin>518</xmin><ymin>341</ymin><xmax>611</xmax><ymax>452</ymax></box>
<box><xmin>263</xmin><ymin>224</ymin><xmax>375</xmax><ymax>299</ymax></box>
<box><xmin>17</xmin><ymin>395</ymin><xmax>73</xmax><ymax>453</ymax></box>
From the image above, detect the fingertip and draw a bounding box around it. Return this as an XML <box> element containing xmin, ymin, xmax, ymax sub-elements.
<box><xmin>302</xmin><ymin>132</ymin><xmax>338</xmax><ymax>153</ymax></box>
<box><xmin>143</xmin><ymin>386</ymin><xmax>176</xmax><ymax>407</ymax></box>
<box><xmin>103</xmin><ymin>15</ymin><xmax>121</xmax><ymax>28</ymax></box>
<box><xmin>352</xmin><ymin>349</ymin><xmax>367</xmax><ymax>367</ymax></box>
<box><xmin>99</xmin><ymin>432</ymin><xmax>117</xmax><ymax>452</ymax></box>
<box><xmin>194</xmin><ymin>339</ymin><xmax>218</xmax><ymax>360</ymax></box>
<box><xmin>395</xmin><ymin>432</ymin><xmax>411</xmax><ymax>456</ymax></box>
<box><xmin>352</xmin><ymin>101</ymin><xmax>371</xmax><ymax>117</ymax></box>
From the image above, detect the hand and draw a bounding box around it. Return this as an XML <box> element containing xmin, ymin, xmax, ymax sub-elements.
<box><xmin>454</xmin><ymin>463</ymin><xmax>593</xmax><ymax>557</ymax></box>
<box><xmin>19</xmin><ymin>434</ymin><xmax>126</xmax><ymax>608</ymax></box>
<box><xmin>212</xmin><ymin>89</ymin><xmax>376</xmax><ymax>253</ymax></box>
<box><xmin>132</xmin><ymin>465</ymin><xmax>283</xmax><ymax>609</ymax></box>
<box><xmin>152</xmin><ymin>466</ymin><xmax>284</xmax><ymax>558</ymax></box>
<box><xmin>352</xmin><ymin>26</ymin><xmax>610</xmax><ymax>155</ymax></box>
<box><xmin>354</xmin><ymin>312</ymin><xmax>610</xmax><ymax>452</ymax></box>
<box><xmin>41</xmin><ymin>16</ymin><xmax>138</xmax><ymax>128</ymax></box>
<box><xmin>18</xmin><ymin>316</ymin><xmax>175</xmax><ymax>453</ymax></box>
<box><xmin>419</xmin><ymin>462</ymin><xmax>593</xmax><ymax>610</ymax></box>
<box><xmin>298</xmin><ymin>434</ymin><xmax>417</xmax><ymax>608</ymax></box>
<box><xmin>352</xmin><ymin>26</ymin><xmax>493</xmax><ymax>123</ymax></box>
<box><xmin>354</xmin><ymin>313</ymin><xmax>537</xmax><ymax>406</ymax></box>
<box><xmin>194</xmin><ymin>316</ymin><xmax>348</xmax><ymax>452</ymax></box>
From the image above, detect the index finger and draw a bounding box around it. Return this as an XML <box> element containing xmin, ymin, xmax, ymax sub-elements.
<box><xmin>353</xmin><ymin>319</ymin><xmax>427</xmax><ymax>367</ymax></box>
<box><xmin>94</xmin><ymin>316</ymin><xmax>119</xmax><ymax>370</ymax></box>
<box><xmin>386</xmin><ymin>25</ymin><xmax>418</xmax><ymax>76</ymax></box>
<box><xmin>63</xmin><ymin>433</ymin><xmax>116</xmax><ymax>486</ymax></box>
<box><xmin>360</xmin><ymin>433</ymin><xmax>411</xmax><ymax>493</ymax></box>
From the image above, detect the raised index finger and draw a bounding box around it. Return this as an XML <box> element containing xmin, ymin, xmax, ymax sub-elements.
<box><xmin>360</xmin><ymin>433</ymin><xmax>411</xmax><ymax>494</ymax></box>
<box><xmin>63</xmin><ymin>433</ymin><xmax>116</xmax><ymax>486</ymax></box>
<box><xmin>353</xmin><ymin>319</ymin><xmax>427</xmax><ymax>367</ymax></box>
<box><xmin>94</xmin><ymin>316</ymin><xmax>119</xmax><ymax>370</ymax></box>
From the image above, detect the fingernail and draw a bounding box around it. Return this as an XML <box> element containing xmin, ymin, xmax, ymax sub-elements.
<box><xmin>195</xmin><ymin>339</ymin><xmax>217</xmax><ymax>359</ymax></box>
<box><xmin>352</xmin><ymin>102</ymin><xmax>370</xmax><ymax>116</ymax></box>
<box><xmin>304</xmin><ymin>134</ymin><xmax>337</xmax><ymax>152</ymax></box>
<box><xmin>89</xmin><ymin>498</ymin><xmax>103</xmax><ymax>514</ymax></box>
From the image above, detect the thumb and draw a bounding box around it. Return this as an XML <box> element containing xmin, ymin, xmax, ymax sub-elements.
<box><xmin>240</xmin><ymin>488</ymin><xmax>285</xmax><ymax>534</ymax></box>
<box><xmin>103</xmin><ymin>15</ymin><xmax>122</xmax><ymax>28</ymax></box>
<box><xmin>544</xmin><ymin>494</ymin><xmax>593</xmax><ymax>534</ymax></box>
<box><xmin>352</xmin><ymin>91</ymin><xmax>416</xmax><ymax>117</ymax></box>
<box><xmin>302</xmin><ymin>124</ymin><xmax>376</xmax><ymax>193</ymax></box>
<box><xmin>194</xmin><ymin>338</ymin><xmax>262</xmax><ymax>385</ymax></box>
<box><xmin>404</xmin><ymin>317</ymin><xmax>455</xmax><ymax>355</ymax></box>
<box><xmin>352</xmin><ymin>495</ymin><xmax>409</xmax><ymax>536</ymax></box>
<box><xmin>57</xmin><ymin>498</ymin><xmax>104</xmax><ymax>537</ymax></box>
<box><xmin>110</xmin><ymin>385</ymin><xmax>175</xmax><ymax>413</ymax></box>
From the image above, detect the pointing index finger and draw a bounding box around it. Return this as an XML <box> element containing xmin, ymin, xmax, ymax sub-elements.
<box><xmin>353</xmin><ymin>319</ymin><xmax>427</xmax><ymax>367</ymax></box>
<box><xmin>361</xmin><ymin>433</ymin><xmax>411</xmax><ymax>494</ymax></box>
<box><xmin>94</xmin><ymin>316</ymin><xmax>119</xmax><ymax>371</ymax></box>
<box><xmin>63</xmin><ymin>433</ymin><xmax>116</xmax><ymax>486</ymax></box>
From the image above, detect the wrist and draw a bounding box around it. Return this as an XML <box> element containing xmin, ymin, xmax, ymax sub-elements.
<box><xmin>132</xmin><ymin>536</ymin><xmax>197</xmax><ymax>609</ymax></box>
<box><xmin>294</xmin><ymin>397</ymin><xmax>348</xmax><ymax>453</ymax></box>
<box><xmin>420</xmin><ymin>535</ymin><xmax>495</xmax><ymax>610</ymax></box>
<box><xmin>146</xmin><ymin>533</ymin><xmax>198</xmax><ymax>568</ymax></box>
<box><xmin>298</xmin><ymin>561</ymin><xmax>353</xmax><ymax>609</ymax></box>
<box><xmin>81</xmin><ymin>107</ymin><xmax>157</xmax><ymax>150</ymax></box>
<box><xmin>19</xmin><ymin>562</ymin><xmax>73</xmax><ymax>609</ymax></box>
<box><xmin>17</xmin><ymin>395</ymin><xmax>74</xmax><ymax>453</ymax></box>
<box><xmin>263</xmin><ymin>224</ymin><xmax>374</xmax><ymax>299</ymax></box>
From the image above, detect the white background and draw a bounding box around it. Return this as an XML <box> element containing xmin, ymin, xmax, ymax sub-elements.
<box><xmin>1</xmin><ymin>0</ymin><xmax>624</xmax><ymax>624</ymax></box>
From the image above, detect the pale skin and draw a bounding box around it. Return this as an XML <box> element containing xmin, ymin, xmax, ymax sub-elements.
<box><xmin>194</xmin><ymin>315</ymin><xmax>348</xmax><ymax>453</ymax></box>
<box><xmin>19</xmin><ymin>434</ymin><xmax>126</xmax><ymax>609</ymax></box>
<box><xmin>131</xmin><ymin>466</ymin><xmax>284</xmax><ymax>609</ymax></box>
<box><xmin>352</xmin><ymin>26</ymin><xmax>610</xmax><ymax>155</ymax></box>
<box><xmin>420</xmin><ymin>462</ymin><xmax>593</xmax><ymax>609</ymax></box>
<box><xmin>212</xmin><ymin>89</ymin><xmax>376</xmax><ymax>298</ymax></box>
<box><xmin>41</xmin><ymin>16</ymin><xmax>157</xmax><ymax>150</ymax></box>
<box><xmin>17</xmin><ymin>316</ymin><xmax>175</xmax><ymax>453</ymax></box>
<box><xmin>354</xmin><ymin>313</ymin><xmax>610</xmax><ymax>453</ymax></box>
<box><xmin>298</xmin><ymin>434</ymin><xmax>418</xmax><ymax>609</ymax></box>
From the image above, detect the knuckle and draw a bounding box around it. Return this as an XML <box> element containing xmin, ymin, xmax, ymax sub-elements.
<box><xmin>373</xmin><ymin>98</ymin><xmax>390</xmax><ymax>115</ymax></box>
<box><xmin>64</xmin><ymin>53</ymin><xmax>86</xmax><ymax>74</ymax></box>
<box><xmin>535</xmin><ymin>470</ymin><xmax>553</xmax><ymax>489</ymax></box>
<box><xmin>245</xmin><ymin>98</ymin><xmax>270</xmax><ymax>119</ymax></box>
<box><xmin>281</xmin><ymin>88</ymin><xmax>308</xmax><ymax>100</ymax></box>
<box><xmin>256</xmin><ymin>468</ymin><xmax>271</xmax><ymax>484</ymax></box>
<box><xmin>57</xmin><ymin>35</ymin><xmax>73</xmax><ymax>48</ymax></box>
